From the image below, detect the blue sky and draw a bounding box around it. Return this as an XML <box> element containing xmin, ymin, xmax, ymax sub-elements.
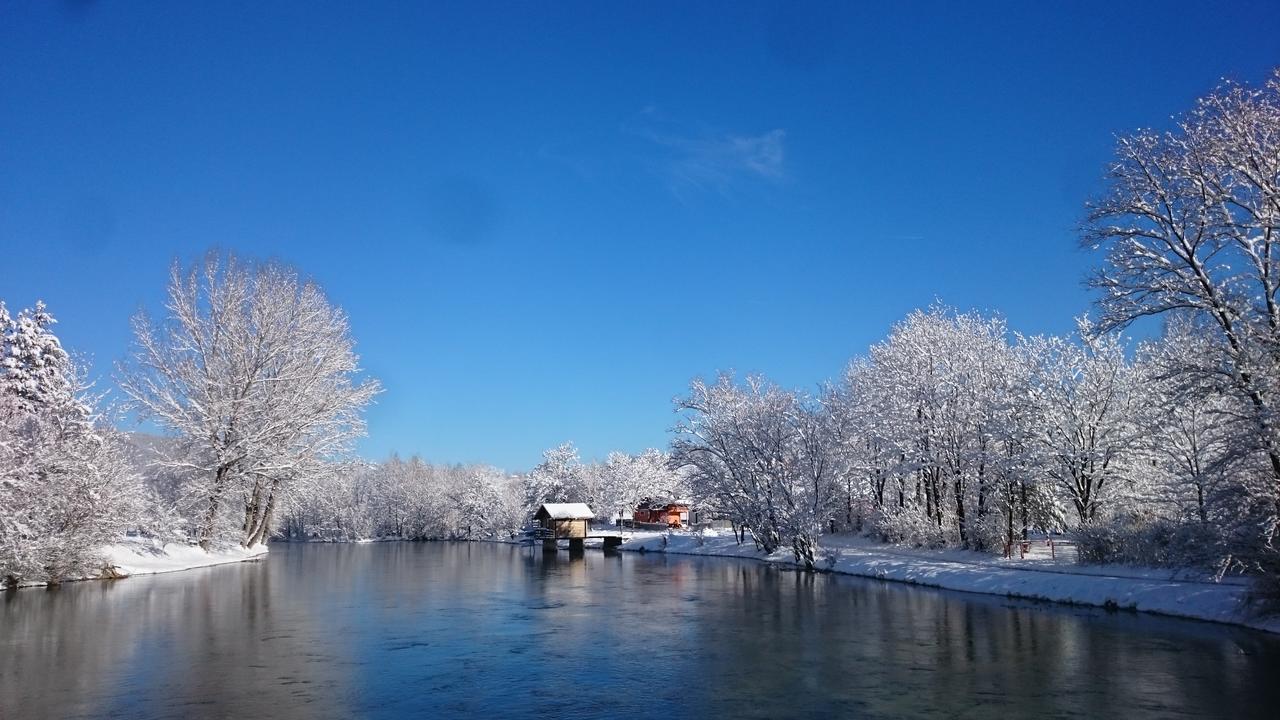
<box><xmin>2</xmin><ymin>1</ymin><xmax>1278</xmax><ymax>470</ymax></box>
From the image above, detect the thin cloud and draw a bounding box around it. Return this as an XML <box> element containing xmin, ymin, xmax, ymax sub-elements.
<box><xmin>536</xmin><ymin>115</ymin><xmax>790</xmax><ymax>199</ymax></box>
<box><xmin>644</xmin><ymin>128</ymin><xmax>788</xmax><ymax>196</ymax></box>
<box><xmin>536</xmin><ymin>142</ymin><xmax>596</xmax><ymax>182</ymax></box>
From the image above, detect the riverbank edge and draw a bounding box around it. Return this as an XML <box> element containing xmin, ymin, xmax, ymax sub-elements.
<box><xmin>5</xmin><ymin>539</ymin><xmax>269</xmax><ymax>590</ymax></box>
<box><xmin>619</xmin><ymin>533</ymin><xmax>1280</xmax><ymax>635</ymax></box>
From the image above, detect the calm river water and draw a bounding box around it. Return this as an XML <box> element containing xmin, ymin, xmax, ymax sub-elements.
<box><xmin>2</xmin><ymin>542</ymin><xmax>1279</xmax><ymax>719</ymax></box>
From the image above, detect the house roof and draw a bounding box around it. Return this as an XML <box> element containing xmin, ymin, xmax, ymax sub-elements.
<box><xmin>637</xmin><ymin>499</ymin><xmax>692</xmax><ymax>511</ymax></box>
<box><xmin>535</xmin><ymin>503</ymin><xmax>595</xmax><ymax>520</ymax></box>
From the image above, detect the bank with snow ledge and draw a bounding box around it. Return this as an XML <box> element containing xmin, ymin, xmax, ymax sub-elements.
<box><xmin>104</xmin><ymin>538</ymin><xmax>269</xmax><ymax>577</ymax></box>
<box><xmin>621</xmin><ymin>531</ymin><xmax>1280</xmax><ymax>634</ymax></box>
<box><xmin>6</xmin><ymin>538</ymin><xmax>269</xmax><ymax>589</ymax></box>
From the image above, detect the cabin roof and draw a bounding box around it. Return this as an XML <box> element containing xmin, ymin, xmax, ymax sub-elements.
<box><xmin>535</xmin><ymin>503</ymin><xmax>595</xmax><ymax>520</ymax></box>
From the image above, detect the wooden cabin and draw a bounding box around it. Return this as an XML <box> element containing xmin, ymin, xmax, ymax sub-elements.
<box><xmin>633</xmin><ymin>500</ymin><xmax>691</xmax><ymax>528</ymax></box>
<box><xmin>533</xmin><ymin>503</ymin><xmax>595</xmax><ymax>539</ymax></box>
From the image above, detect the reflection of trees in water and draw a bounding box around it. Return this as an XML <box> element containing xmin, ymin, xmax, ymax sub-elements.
<box><xmin>4</xmin><ymin>544</ymin><xmax>1280</xmax><ymax>718</ymax></box>
<box><xmin>0</xmin><ymin>556</ymin><xmax>353</xmax><ymax>719</ymax></box>
<box><xmin>2</xmin><ymin>580</ymin><xmax>149</xmax><ymax>716</ymax></box>
<box><xmin>671</xmin><ymin>561</ymin><xmax>1279</xmax><ymax>718</ymax></box>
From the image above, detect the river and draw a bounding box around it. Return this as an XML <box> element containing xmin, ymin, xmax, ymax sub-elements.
<box><xmin>2</xmin><ymin>542</ymin><xmax>1277</xmax><ymax>718</ymax></box>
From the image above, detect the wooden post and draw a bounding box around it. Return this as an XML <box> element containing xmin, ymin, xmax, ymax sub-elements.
<box><xmin>569</xmin><ymin>538</ymin><xmax>584</xmax><ymax>552</ymax></box>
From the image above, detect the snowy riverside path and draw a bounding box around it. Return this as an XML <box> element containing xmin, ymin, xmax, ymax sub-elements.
<box><xmin>621</xmin><ymin>531</ymin><xmax>1280</xmax><ymax>634</ymax></box>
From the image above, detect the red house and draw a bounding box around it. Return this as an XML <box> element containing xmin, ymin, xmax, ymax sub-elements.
<box><xmin>633</xmin><ymin>499</ymin><xmax>691</xmax><ymax>528</ymax></box>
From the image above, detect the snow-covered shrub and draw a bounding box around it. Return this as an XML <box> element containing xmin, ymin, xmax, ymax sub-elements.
<box><xmin>1074</xmin><ymin>523</ymin><xmax>1123</xmax><ymax>565</ymax></box>
<box><xmin>1247</xmin><ymin>553</ymin><xmax>1280</xmax><ymax>617</ymax></box>
<box><xmin>874</xmin><ymin>507</ymin><xmax>949</xmax><ymax>549</ymax></box>
<box><xmin>1075</xmin><ymin>515</ymin><xmax>1223</xmax><ymax>570</ymax></box>
<box><xmin>969</xmin><ymin>511</ymin><xmax>1008</xmax><ymax>554</ymax></box>
<box><xmin>1</xmin><ymin>413</ymin><xmax>148</xmax><ymax>586</ymax></box>
<box><xmin>819</xmin><ymin>545</ymin><xmax>838</xmax><ymax>571</ymax></box>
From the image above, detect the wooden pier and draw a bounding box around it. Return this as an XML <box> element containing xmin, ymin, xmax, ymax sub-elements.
<box><xmin>524</xmin><ymin>526</ymin><xmax>623</xmax><ymax>552</ymax></box>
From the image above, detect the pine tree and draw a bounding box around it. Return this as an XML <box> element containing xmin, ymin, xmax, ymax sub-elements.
<box><xmin>1</xmin><ymin>300</ymin><xmax>145</xmax><ymax>587</ymax></box>
<box><xmin>1</xmin><ymin>301</ymin><xmax>77</xmax><ymax>413</ymax></box>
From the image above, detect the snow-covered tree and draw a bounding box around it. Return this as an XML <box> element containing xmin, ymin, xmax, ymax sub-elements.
<box><xmin>1084</xmin><ymin>70</ymin><xmax>1280</xmax><ymax>543</ymax></box>
<box><xmin>1088</xmin><ymin>316</ymin><xmax>1280</xmax><ymax>572</ymax></box>
<box><xmin>524</xmin><ymin>442</ymin><xmax>582</xmax><ymax>512</ymax></box>
<box><xmin>1137</xmin><ymin>319</ymin><xmax>1245</xmax><ymax>525</ymax></box>
<box><xmin>1019</xmin><ymin>322</ymin><xmax>1141</xmax><ymax>526</ymax></box>
<box><xmin>518</xmin><ymin>442</ymin><xmax>686</xmax><ymax>526</ymax></box>
<box><xmin>1</xmin><ymin>301</ymin><xmax>148</xmax><ymax>586</ymax></box>
<box><xmin>1</xmin><ymin>301</ymin><xmax>78</xmax><ymax>412</ymax></box>
<box><xmin>829</xmin><ymin>307</ymin><xmax>1035</xmax><ymax>549</ymax></box>
<box><xmin>672</xmin><ymin>374</ymin><xmax>779</xmax><ymax>552</ymax></box>
<box><xmin>595</xmin><ymin>449</ymin><xmax>685</xmax><ymax>523</ymax></box>
<box><xmin>119</xmin><ymin>253</ymin><xmax>381</xmax><ymax>548</ymax></box>
<box><xmin>279</xmin><ymin>456</ymin><xmax>528</xmax><ymax>541</ymax></box>
<box><xmin>671</xmin><ymin>373</ymin><xmax>838</xmax><ymax>568</ymax></box>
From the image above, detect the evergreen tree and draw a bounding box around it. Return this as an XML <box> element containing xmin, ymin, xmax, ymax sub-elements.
<box><xmin>1</xmin><ymin>300</ymin><xmax>145</xmax><ymax>587</ymax></box>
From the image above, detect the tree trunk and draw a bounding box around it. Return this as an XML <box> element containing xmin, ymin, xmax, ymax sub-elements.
<box><xmin>249</xmin><ymin>494</ymin><xmax>275</xmax><ymax>547</ymax></box>
<box><xmin>954</xmin><ymin>477</ymin><xmax>968</xmax><ymax>547</ymax></box>
<box><xmin>1006</xmin><ymin>479</ymin><xmax>1014</xmax><ymax>550</ymax></box>
<box><xmin>242</xmin><ymin>478</ymin><xmax>263</xmax><ymax>536</ymax></box>
<box><xmin>199</xmin><ymin>464</ymin><xmax>232</xmax><ymax>550</ymax></box>
<box><xmin>1019</xmin><ymin>477</ymin><xmax>1028</xmax><ymax>540</ymax></box>
<box><xmin>792</xmin><ymin>533</ymin><xmax>816</xmax><ymax>571</ymax></box>
<box><xmin>244</xmin><ymin>477</ymin><xmax>280</xmax><ymax>546</ymax></box>
<box><xmin>1197</xmin><ymin>482</ymin><xmax>1208</xmax><ymax>525</ymax></box>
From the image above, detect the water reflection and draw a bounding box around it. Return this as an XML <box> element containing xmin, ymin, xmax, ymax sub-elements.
<box><xmin>2</xmin><ymin>543</ymin><xmax>1277</xmax><ymax>719</ymax></box>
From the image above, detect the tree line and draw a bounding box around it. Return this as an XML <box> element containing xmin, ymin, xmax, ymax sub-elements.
<box><xmin>278</xmin><ymin>443</ymin><xmax>687</xmax><ymax>542</ymax></box>
<box><xmin>672</xmin><ymin>72</ymin><xmax>1280</xmax><ymax>585</ymax></box>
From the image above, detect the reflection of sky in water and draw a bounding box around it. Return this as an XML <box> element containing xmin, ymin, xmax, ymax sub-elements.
<box><xmin>3</xmin><ymin>543</ymin><xmax>1279</xmax><ymax>719</ymax></box>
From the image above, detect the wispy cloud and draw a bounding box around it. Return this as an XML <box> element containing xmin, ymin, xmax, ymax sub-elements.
<box><xmin>641</xmin><ymin>127</ymin><xmax>788</xmax><ymax>196</ymax></box>
<box><xmin>535</xmin><ymin>111</ymin><xmax>790</xmax><ymax>200</ymax></box>
<box><xmin>536</xmin><ymin>142</ymin><xmax>597</xmax><ymax>182</ymax></box>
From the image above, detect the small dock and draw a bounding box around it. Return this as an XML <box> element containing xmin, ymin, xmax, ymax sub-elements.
<box><xmin>526</xmin><ymin>503</ymin><xmax>623</xmax><ymax>553</ymax></box>
<box><xmin>524</xmin><ymin>526</ymin><xmax>624</xmax><ymax>552</ymax></box>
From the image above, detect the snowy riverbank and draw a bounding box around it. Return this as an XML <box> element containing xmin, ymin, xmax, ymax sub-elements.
<box><xmin>102</xmin><ymin>538</ymin><xmax>269</xmax><ymax>579</ymax></box>
<box><xmin>621</xmin><ymin>531</ymin><xmax>1280</xmax><ymax>634</ymax></box>
<box><xmin>7</xmin><ymin>538</ymin><xmax>268</xmax><ymax>589</ymax></box>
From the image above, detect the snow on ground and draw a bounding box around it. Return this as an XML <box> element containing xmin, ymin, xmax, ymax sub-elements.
<box><xmin>621</xmin><ymin>531</ymin><xmax>1280</xmax><ymax>634</ymax></box>
<box><xmin>8</xmin><ymin>538</ymin><xmax>268</xmax><ymax>589</ymax></box>
<box><xmin>102</xmin><ymin>537</ymin><xmax>268</xmax><ymax>578</ymax></box>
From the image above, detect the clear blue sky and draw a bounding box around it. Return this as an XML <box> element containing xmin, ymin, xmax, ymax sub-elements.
<box><xmin>2</xmin><ymin>1</ymin><xmax>1277</xmax><ymax>470</ymax></box>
